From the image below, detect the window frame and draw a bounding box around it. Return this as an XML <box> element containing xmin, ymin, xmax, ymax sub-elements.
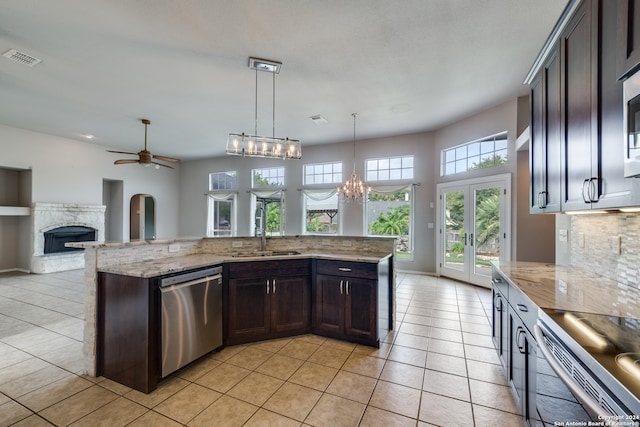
<box><xmin>441</xmin><ymin>131</ymin><xmax>508</xmax><ymax>177</ymax></box>
<box><xmin>366</xmin><ymin>155</ymin><xmax>414</xmax><ymax>182</ymax></box>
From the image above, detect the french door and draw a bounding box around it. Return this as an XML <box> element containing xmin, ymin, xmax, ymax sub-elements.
<box><xmin>437</xmin><ymin>174</ymin><xmax>510</xmax><ymax>288</ymax></box>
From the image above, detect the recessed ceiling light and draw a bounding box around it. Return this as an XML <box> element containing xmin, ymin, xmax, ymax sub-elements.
<box><xmin>81</xmin><ymin>134</ymin><xmax>95</xmax><ymax>139</ymax></box>
<box><xmin>309</xmin><ymin>115</ymin><xmax>328</xmax><ymax>125</ymax></box>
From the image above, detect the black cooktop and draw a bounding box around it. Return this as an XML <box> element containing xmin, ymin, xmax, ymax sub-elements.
<box><xmin>542</xmin><ymin>309</ymin><xmax>640</xmax><ymax>403</ymax></box>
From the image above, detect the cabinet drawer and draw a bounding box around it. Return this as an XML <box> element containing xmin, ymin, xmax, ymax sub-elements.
<box><xmin>316</xmin><ymin>259</ymin><xmax>377</xmax><ymax>280</ymax></box>
<box><xmin>228</xmin><ymin>259</ymin><xmax>310</xmax><ymax>278</ymax></box>
<box><xmin>507</xmin><ymin>283</ymin><xmax>537</xmax><ymax>333</ymax></box>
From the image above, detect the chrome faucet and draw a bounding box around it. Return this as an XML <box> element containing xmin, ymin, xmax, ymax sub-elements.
<box><xmin>255</xmin><ymin>204</ymin><xmax>267</xmax><ymax>252</ymax></box>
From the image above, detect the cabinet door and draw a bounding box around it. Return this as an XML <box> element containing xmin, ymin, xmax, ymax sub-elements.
<box><xmin>617</xmin><ymin>0</ymin><xmax>640</xmax><ymax>79</ymax></box>
<box><xmin>530</xmin><ymin>46</ymin><xmax>562</xmax><ymax>213</ymax></box>
<box><xmin>344</xmin><ymin>278</ymin><xmax>376</xmax><ymax>341</ymax></box>
<box><xmin>561</xmin><ymin>0</ymin><xmax>599</xmax><ymax>211</ymax></box>
<box><xmin>313</xmin><ymin>274</ymin><xmax>345</xmax><ymax>334</ymax></box>
<box><xmin>270</xmin><ymin>275</ymin><xmax>310</xmax><ymax>333</ymax></box>
<box><xmin>597</xmin><ymin>0</ymin><xmax>637</xmax><ymax>209</ymax></box>
<box><xmin>491</xmin><ymin>288</ymin><xmax>508</xmax><ymax>370</ymax></box>
<box><xmin>228</xmin><ymin>277</ymin><xmax>270</xmax><ymax>339</ymax></box>
<box><xmin>508</xmin><ymin>307</ymin><xmax>537</xmax><ymax>427</ymax></box>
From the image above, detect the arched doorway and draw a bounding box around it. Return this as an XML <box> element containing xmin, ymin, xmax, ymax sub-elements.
<box><xmin>130</xmin><ymin>194</ymin><xmax>155</xmax><ymax>240</ymax></box>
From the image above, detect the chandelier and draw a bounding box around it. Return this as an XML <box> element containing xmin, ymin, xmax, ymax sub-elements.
<box><xmin>226</xmin><ymin>57</ymin><xmax>301</xmax><ymax>160</ymax></box>
<box><xmin>337</xmin><ymin>113</ymin><xmax>370</xmax><ymax>202</ymax></box>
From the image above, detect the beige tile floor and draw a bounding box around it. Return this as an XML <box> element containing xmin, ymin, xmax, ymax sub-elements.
<box><xmin>0</xmin><ymin>269</ymin><xmax>521</xmax><ymax>426</ymax></box>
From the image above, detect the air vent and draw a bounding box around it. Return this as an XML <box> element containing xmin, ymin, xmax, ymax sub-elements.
<box><xmin>2</xmin><ymin>49</ymin><xmax>42</xmax><ymax>67</ymax></box>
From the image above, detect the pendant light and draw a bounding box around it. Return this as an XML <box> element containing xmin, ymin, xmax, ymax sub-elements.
<box><xmin>226</xmin><ymin>57</ymin><xmax>302</xmax><ymax>160</ymax></box>
<box><xmin>337</xmin><ymin>113</ymin><xmax>370</xmax><ymax>202</ymax></box>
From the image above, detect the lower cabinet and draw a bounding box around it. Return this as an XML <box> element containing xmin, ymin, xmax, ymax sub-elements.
<box><xmin>508</xmin><ymin>305</ymin><xmax>537</xmax><ymax>426</ymax></box>
<box><xmin>492</xmin><ymin>268</ymin><xmax>538</xmax><ymax>427</ymax></box>
<box><xmin>312</xmin><ymin>258</ymin><xmax>389</xmax><ymax>347</ymax></box>
<box><xmin>314</xmin><ymin>274</ymin><xmax>376</xmax><ymax>343</ymax></box>
<box><xmin>226</xmin><ymin>259</ymin><xmax>311</xmax><ymax>345</ymax></box>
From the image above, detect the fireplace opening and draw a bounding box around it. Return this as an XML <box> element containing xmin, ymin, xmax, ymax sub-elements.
<box><xmin>44</xmin><ymin>226</ymin><xmax>97</xmax><ymax>254</ymax></box>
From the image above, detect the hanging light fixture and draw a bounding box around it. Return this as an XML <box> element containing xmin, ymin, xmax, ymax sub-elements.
<box><xmin>226</xmin><ymin>57</ymin><xmax>302</xmax><ymax>160</ymax></box>
<box><xmin>337</xmin><ymin>113</ymin><xmax>370</xmax><ymax>203</ymax></box>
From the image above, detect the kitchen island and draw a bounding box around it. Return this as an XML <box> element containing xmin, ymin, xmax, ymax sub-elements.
<box><xmin>73</xmin><ymin>235</ymin><xmax>395</xmax><ymax>392</ymax></box>
<box><xmin>492</xmin><ymin>261</ymin><xmax>640</xmax><ymax>425</ymax></box>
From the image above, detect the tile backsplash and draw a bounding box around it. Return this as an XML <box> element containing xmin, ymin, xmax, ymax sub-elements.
<box><xmin>569</xmin><ymin>212</ymin><xmax>640</xmax><ymax>287</ymax></box>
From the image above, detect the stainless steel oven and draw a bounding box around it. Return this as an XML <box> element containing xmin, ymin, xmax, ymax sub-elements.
<box><xmin>536</xmin><ymin>309</ymin><xmax>640</xmax><ymax>421</ymax></box>
<box><xmin>623</xmin><ymin>69</ymin><xmax>640</xmax><ymax>177</ymax></box>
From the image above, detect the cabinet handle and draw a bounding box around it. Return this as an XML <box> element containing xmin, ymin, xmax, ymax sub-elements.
<box><xmin>340</xmin><ymin>280</ymin><xmax>343</xmax><ymax>295</ymax></box>
<box><xmin>346</xmin><ymin>280</ymin><xmax>349</xmax><ymax>295</ymax></box>
<box><xmin>538</xmin><ymin>191</ymin><xmax>547</xmax><ymax>209</ymax></box>
<box><xmin>589</xmin><ymin>177</ymin><xmax>598</xmax><ymax>203</ymax></box>
<box><xmin>273</xmin><ymin>279</ymin><xmax>276</xmax><ymax>294</ymax></box>
<box><xmin>495</xmin><ymin>293</ymin><xmax>502</xmax><ymax>312</ymax></box>
<box><xmin>516</xmin><ymin>327</ymin><xmax>527</xmax><ymax>354</ymax></box>
<box><xmin>516</xmin><ymin>303</ymin><xmax>528</xmax><ymax>312</ymax></box>
<box><xmin>582</xmin><ymin>179</ymin><xmax>591</xmax><ymax>204</ymax></box>
<box><xmin>338</xmin><ymin>267</ymin><xmax>352</xmax><ymax>272</ymax></box>
<box><xmin>266</xmin><ymin>279</ymin><xmax>270</xmax><ymax>294</ymax></box>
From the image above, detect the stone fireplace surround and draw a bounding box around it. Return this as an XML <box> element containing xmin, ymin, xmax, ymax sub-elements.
<box><xmin>31</xmin><ymin>203</ymin><xmax>105</xmax><ymax>274</ymax></box>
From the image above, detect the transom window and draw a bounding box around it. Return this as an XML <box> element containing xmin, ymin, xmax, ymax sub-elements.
<box><xmin>304</xmin><ymin>162</ymin><xmax>343</xmax><ymax>185</ymax></box>
<box><xmin>252</xmin><ymin>167</ymin><xmax>285</xmax><ymax>188</ymax></box>
<box><xmin>442</xmin><ymin>131</ymin><xmax>508</xmax><ymax>176</ymax></box>
<box><xmin>366</xmin><ymin>156</ymin><xmax>414</xmax><ymax>182</ymax></box>
<box><xmin>209</xmin><ymin>171</ymin><xmax>237</xmax><ymax>191</ymax></box>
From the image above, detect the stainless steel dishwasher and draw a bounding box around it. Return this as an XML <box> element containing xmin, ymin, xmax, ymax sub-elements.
<box><xmin>159</xmin><ymin>266</ymin><xmax>223</xmax><ymax>377</ymax></box>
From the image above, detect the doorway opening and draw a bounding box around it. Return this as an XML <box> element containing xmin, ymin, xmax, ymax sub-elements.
<box><xmin>130</xmin><ymin>194</ymin><xmax>156</xmax><ymax>240</ymax></box>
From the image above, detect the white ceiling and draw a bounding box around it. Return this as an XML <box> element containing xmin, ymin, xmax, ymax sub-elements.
<box><xmin>0</xmin><ymin>0</ymin><xmax>568</xmax><ymax>161</ymax></box>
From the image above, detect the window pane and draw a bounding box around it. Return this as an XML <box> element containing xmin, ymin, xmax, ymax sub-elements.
<box><xmin>455</xmin><ymin>146</ymin><xmax>467</xmax><ymax>160</ymax></box>
<box><xmin>389</xmin><ymin>157</ymin><xmax>402</xmax><ymax>169</ymax></box>
<box><xmin>468</xmin><ymin>142</ymin><xmax>480</xmax><ymax>157</ymax></box>
<box><xmin>367</xmin><ymin>159</ymin><xmax>377</xmax><ymax>171</ymax></box>
<box><xmin>389</xmin><ymin>169</ymin><xmax>401</xmax><ymax>180</ymax></box>
<box><xmin>378</xmin><ymin>158</ymin><xmax>389</xmax><ymax>170</ymax></box>
<box><xmin>495</xmin><ymin>138</ymin><xmax>508</xmax><ymax>150</ymax></box>
<box><xmin>367</xmin><ymin>189</ymin><xmax>412</xmax><ymax>258</ymax></box>
<box><xmin>305</xmin><ymin>194</ymin><xmax>339</xmax><ymax>234</ymax></box>
<box><xmin>445</xmin><ymin>150</ymin><xmax>455</xmax><ymax>163</ymax></box>
<box><xmin>446</xmin><ymin>162</ymin><xmax>456</xmax><ymax>175</ymax></box>
<box><xmin>456</xmin><ymin>159</ymin><xmax>466</xmax><ymax>173</ymax></box>
<box><xmin>402</xmin><ymin>156</ymin><xmax>414</xmax><ymax>168</ymax></box>
<box><xmin>468</xmin><ymin>156</ymin><xmax>480</xmax><ymax>169</ymax></box>
<box><xmin>401</xmin><ymin>167</ymin><xmax>413</xmax><ymax>180</ymax></box>
<box><xmin>367</xmin><ymin>171</ymin><xmax>377</xmax><ymax>181</ymax></box>
<box><xmin>480</xmin><ymin>141</ymin><xmax>494</xmax><ymax>154</ymax></box>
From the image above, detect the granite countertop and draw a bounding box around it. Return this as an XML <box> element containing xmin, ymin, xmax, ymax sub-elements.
<box><xmin>494</xmin><ymin>261</ymin><xmax>640</xmax><ymax>319</ymax></box>
<box><xmin>99</xmin><ymin>252</ymin><xmax>391</xmax><ymax>278</ymax></box>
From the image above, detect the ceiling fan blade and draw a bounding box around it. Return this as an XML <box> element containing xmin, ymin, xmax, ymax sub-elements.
<box><xmin>152</xmin><ymin>161</ymin><xmax>174</xmax><ymax>169</ymax></box>
<box><xmin>107</xmin><ymin>150</ymin><xmax>138</xmax><ymax>155</ymax></box>
<box><xmin>114</xmin><ymin>159</ymin><xmax>140</xmax><ymax>165</ymax></box>
<box><xmin>152</xmin><ymin>154</ymin><xmax>180</xmax><ymax>163</ymax></box>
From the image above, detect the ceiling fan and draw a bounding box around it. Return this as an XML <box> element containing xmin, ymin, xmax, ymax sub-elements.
<box><xmin>107</xmin><ymin>119</ymin><xmax>180</xmax><ymax>169</ymax></box>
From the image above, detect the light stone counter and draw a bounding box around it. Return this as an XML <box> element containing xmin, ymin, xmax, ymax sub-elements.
<box><xmin>98</xmin><ymin>252</ymin><xmax>391</xmax><ymax>278</ymax></box>
<box><xmin>494</xmin><ymin>261</ymin><xmax>640</xmax><ymax>319</ymax></box>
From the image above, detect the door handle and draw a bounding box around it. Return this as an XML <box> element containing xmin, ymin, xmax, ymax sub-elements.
<box><xmin>463</xmin><ymin>233</ymin><xmax>468</xmax><ymax>245</ymax></box>
<box><xmin>470</xmin><ymin>233</ymin><xmax>474</xmax><ymax>247</ymax></box>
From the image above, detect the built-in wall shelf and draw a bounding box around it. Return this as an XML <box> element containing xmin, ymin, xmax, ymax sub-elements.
<box><xmin>0</xmin><ymin>206</ymin><xmax>31</xmax><ymax>216</ymax></box>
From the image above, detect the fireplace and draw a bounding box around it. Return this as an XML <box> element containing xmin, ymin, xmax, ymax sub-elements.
<box><xmin>31</xmin><ymin>203</ymin><xmax>105</xmax><ymax>273</ymax></box>
<box><xmin>44</xmin><ymin>226</ymin><xmax>96</xmax><ymax>254</ymax></box>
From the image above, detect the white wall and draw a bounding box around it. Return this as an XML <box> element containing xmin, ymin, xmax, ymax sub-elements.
<box><xmin>0</xmin><ymin>124</ymin><xmax>180</xmax><ymax>269</ymax></box>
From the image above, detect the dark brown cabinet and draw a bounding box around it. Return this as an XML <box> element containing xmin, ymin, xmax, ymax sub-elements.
<box><xmin>617</xmin><ymin>0</ymin><xmax>640</xmax><ymax>79</ymax></box>
<box><xmin>529</xmin><ymin>42</ymin><xmax>562</xmax><ymax>213</ymax></box>
<box><xmin>226</xmin><ymin>259</ymin><xmax>311</xmax><ymax>345</ymax></box>
<box><xmin>528</xmin><ymin>0</ymin><xmax>637</xmax><ymax>213</ymax></box>
<box><xmin>313</xmin><ymin>259</ymin><xmax>389</xmax><ymax>347</ymax></box>
<box><xmin>97</xmin><ymin>272</ymin><xmax>158</xmax><ymax>393</ymax></box>
<box><xmin>492</xmin><ymin>268</ymin><xmax>538</xmax><ymax>427</ymax></box>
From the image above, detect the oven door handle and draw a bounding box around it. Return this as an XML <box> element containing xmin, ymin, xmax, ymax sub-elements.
<box><xmin>534</xmin><ymin>324</ymin><xmax>608</xmax><ymax>420</ymax></box>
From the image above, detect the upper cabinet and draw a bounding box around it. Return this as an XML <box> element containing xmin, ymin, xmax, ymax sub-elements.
<box><xmin>617</xmin><ymin>0</ymin><xmax>640</xmax><ymax>80</ymax></box>
<box><xmin>527</xmin><ymin>0</ymin><xmax>639</xmax><ymax>213</ymax></box>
